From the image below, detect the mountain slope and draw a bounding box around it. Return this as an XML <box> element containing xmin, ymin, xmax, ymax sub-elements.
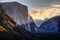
<box><xmin>0</xmin><ymin>2</ymin><xmax>28</xmax><ymax>26</ymax></box>
<box><xmin>0</xmin><ymin>4</ymin><xmax>36</xmax><ymax>40</ymax></box>
<box><xmin>38</xmin><ymin>16</ymin><xmax>60</xmax><ymax>33</ymax></box>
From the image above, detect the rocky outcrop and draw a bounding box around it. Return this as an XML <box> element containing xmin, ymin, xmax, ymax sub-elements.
<box><xmin>0</xmin><ymin>2</ymin><xmax>28</xmax><ymax>26</ymax></box>
<box><xmin>0</xmin><ymin>3</ymin><xmax>35</xmax><ymax>40</ymax></box>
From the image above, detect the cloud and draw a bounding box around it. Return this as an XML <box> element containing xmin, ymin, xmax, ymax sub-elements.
<box><xmin>29</xmin><ymin>0</ymin><xmax>60</xmax><ymax>4</ymax></box>
<box><xmin>0</xmin><ymin>0</ymin><xmax>30</xmax><ymax>7</ymax></box>
<box><xmin>52</xmin><ymin>4</ymin><xmax>60</xmax><ymax>8</ymax></box>
<box><xmin>29</xmin><ymin>8</ymin><xmax>60</xmax><ymax>20</ymax></box>
<box><xmin>27</xmin><ymin>0</ymin><xmax>60</xmax><ymax>9</ymax></box>
<box><xmin>0</xmin><ymin>0</ymin><xmax>15</xmax><ymax>2</ymax></box>
<box><xmin>0</xmin><ymin>0</ymin><xmax>60</xmax><ymax>9</ymax></box>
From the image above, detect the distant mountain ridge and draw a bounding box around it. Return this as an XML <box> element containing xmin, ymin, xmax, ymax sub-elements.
<box><xmin>29</xmin><ymin>8</ymin><xmax>60</xmax><ymax>27</ymax></box>
<box><xmin>38</xmin><ymin>15</ymin><xmax>60</xmax><ymax>33</ymax></box>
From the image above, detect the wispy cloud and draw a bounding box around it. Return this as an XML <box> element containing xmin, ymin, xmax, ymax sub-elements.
<box><xmin>0</xmin><ymin>0</ymin><xmax>60</xmax><ymax>9</ymax></box>
<box><xmin>52</xmin><ymin>4</ymin><xmax>60</xmax><ymax>8</ymax></box>
<box><xmin>0</xmin><ymin>0</ymin><xmax>16</xmax><ymax>2</ymax></box>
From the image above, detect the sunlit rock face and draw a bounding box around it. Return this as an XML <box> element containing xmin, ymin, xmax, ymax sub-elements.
<box><xmin>0</xmin><ymin>5</ymin><xmax>20</xmax><ymax>39</ymax></box>
<box><xmin>29</xmin><ymin>8</ymin><xmax>60</xmax><ymax>27</ymax></box>
<box><xmin>0</xmin><ymin>2</ymin><xmax>28</xmax><ymax>25</ymax></box>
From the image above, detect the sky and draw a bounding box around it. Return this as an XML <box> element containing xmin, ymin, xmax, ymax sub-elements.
<box><xmin>0</xmin><ymin>0</ymin><xmax>60</xmax><ymax>10</ymax></box>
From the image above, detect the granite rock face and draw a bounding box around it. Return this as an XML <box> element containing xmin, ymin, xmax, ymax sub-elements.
<box><xmin>0</xmin><ymin>4</ymin><xmax>36</xmax><ymax>40</ymax></box>
<box><xmin>0</xmin><ymin>2</ymin><xmax>37</xmax><ymax>33</ymax></box>
<box><xmin>0</xmin><ymin>2</ymin><xmax>28</xmax><ymax>26</ymax></box>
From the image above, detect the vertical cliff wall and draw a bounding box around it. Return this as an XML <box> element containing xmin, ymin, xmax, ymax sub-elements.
<box><xmin>0</xmin><ymin>2</ymin><xmax>28</xmax><ymax>25</ymax></box>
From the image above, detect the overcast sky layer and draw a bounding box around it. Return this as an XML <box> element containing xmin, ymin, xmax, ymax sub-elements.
<box><xmin>0</xmin><ymin>0</ymin><xmax>60</xmax><ymax>10</ymax></box>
